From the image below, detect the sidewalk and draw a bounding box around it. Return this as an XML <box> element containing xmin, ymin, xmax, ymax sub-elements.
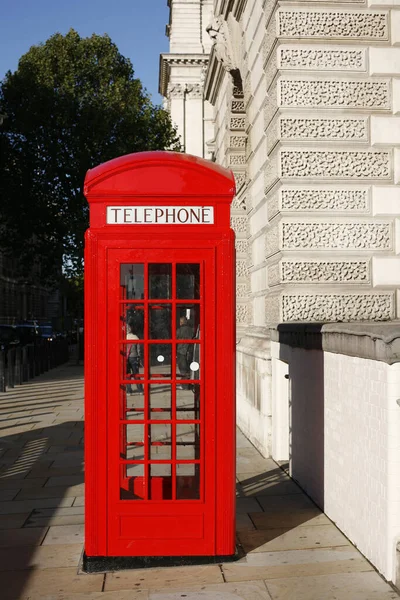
<box><xmin>0</xmin><ymin>363</ymin><xmax>398</xmax><ymax>600</ymax></box>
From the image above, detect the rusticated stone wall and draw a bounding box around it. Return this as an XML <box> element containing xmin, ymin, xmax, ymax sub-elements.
<box><xmin>263</xmin><ymin>1</ymin><xmax>400</xmax><ymax>322</ymax></box>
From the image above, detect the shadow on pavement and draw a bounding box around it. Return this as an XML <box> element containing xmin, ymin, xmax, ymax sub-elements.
<box><xmin>0</xmin><ymin>366</ymin><xmax>84</xmax><ymax>600</ymax></box>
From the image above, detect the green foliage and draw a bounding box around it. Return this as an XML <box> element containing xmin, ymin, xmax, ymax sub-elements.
<box><xmin>0</xmin><ymin>29</ymin><xmax>181</xmax><ymax>283</ymax></box>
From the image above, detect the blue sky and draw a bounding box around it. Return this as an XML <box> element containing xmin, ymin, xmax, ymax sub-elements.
<box><xmin>0</xmin><ymin>0</ymin><xmax>170</xmax><ymax>103</ymax></box>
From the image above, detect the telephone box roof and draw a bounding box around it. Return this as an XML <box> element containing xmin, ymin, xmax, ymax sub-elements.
<box><xmin>84</xmin><ymin>151</ymin><xmax>236</xmax><ymax>199</ymax></box>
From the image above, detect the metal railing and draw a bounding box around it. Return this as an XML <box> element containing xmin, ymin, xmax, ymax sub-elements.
<box><xmin>0</xmin><ymin>338</ymin><xmax>70</xmax><ymax>392</ymax></box>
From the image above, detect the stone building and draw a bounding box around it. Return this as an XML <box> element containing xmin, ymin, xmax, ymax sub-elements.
<box><xmin>0</xmin><ymin>253</ymin><xmax>55</xmax><ymax>324</ymax></box>
<box><xmin>160</xmin><ymin>0</ymin><xmax>400</xmax><ymax>586</ymax></box>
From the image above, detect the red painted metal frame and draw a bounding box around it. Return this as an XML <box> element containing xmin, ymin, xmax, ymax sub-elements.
<box><xmin>84</xmin><ymin>152</ymin><xmax>236</xmax><ymax>558</ymax></box>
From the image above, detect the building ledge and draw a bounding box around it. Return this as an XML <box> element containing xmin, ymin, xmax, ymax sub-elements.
<box><xmin>159</xmin><ymin>54</ymin><xmax>209</xmax><ymax>97</ymax></box>
<box><xmin>268</xmin><ymin>322</ymin><xmax>400</xmax><ymax>365</ymax></box>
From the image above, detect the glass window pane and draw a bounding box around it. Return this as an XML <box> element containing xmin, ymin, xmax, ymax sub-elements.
<box><xmin>176</xmin><ymin>305</ymin><xmax>199</xmax><ymax>336</ymax></box>
<box><xmin>149</xmin><ymin>264</ymin><xmax>172</xmax><ymax>299</ymax></box>
<box><xmin>122</xmin><ymin>341</ymin><xmax>144</xmax><ymax>393</ymax></box>
<box><xmin>176</xmin><ymin>264</ymin><xmax>200</xmax><ymax>299</ymax></box>
<box><xmin>150</xmin><ymin>384</ymin><xmax>171</xmax><ymax>419</ymax></box>
<box><xmin>124</xmin><ymin>304</ymin><xmax>145</xmax><ymax>340</ymax></box>
<box><xmin>150</xmin><ymin>343</ymin><xmax>172</xmax><ymax>379</ymax></box>
<box><xmin>177</xmin><ymin>385</ymin><xmax>199</xmax><ymax>420</ymax></box>
<box><xmin>126</xmin><ymin>393</ymin><xmax>145</xmax><ymax>420</ymax></box>
<box><xmin>124</xmin><ymin>424</ymin><xmax>144</xmax><ymax>460</ymax></box>
<box><xmin>176</xmin><ymin>463</ymin><xmax>200</xmax><ymax>500</ymax></box>
<box><xmin>120</xmin><ymin>264</ymin><xmax>144</xmax><ymax>300</ymax></box>
<box><xmin>150</xmin><ymin>424</ymin><xmax>171</xmax><ymax>460</ymax></box>
<box><xmin>120</xmin><ymin>462</ymin><xmax>144</xmax><ymax>500</ymax></box>
<box><xmin>149</xmin><ymin>305</ymin><xmax>171</xmax><ymax>339</ymax></box>
<box><xmin>150</xmin><ymin>464</ymin><xmax>172</xmax><ymax>500</ymax></box>
<box><xmin>176</xmin><ymin>424</ymin><xmax>200</xmax><ymax>460</ymax></box>
<box><xmin>176</xmin><ymin>309</ymin><xmax>196</xmax><ymax>386</ymax></box>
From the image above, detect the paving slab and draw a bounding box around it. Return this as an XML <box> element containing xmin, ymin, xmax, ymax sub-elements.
<box><xmin>0</xmin><ymin>512</ymin><xmax>30</xmax><ymax>528</ymax></box>
<box><xmin>41</xmin><ymin>524</ymin><xmax>84</xmax><ymax>545</ymax></box>
<box><xmin>256</xmin><ymin>494</ymin><xmax>318</xmax><ymax>512</ymax></box>
<box><xmin>0</xmin><ymin>526</ymin><xmax>48</xmax><ymax>547</ymax></box>
<box><xmin>44</xmin><ymin>475</ymin><xmax>84</xmax><ymax>488</ymax></box>
<box><xmin>1</xmin><ymin>567</ymin><xmax>103</xmax><ymax>599</ymax></box>
<box><xmin>26</xmin><ymin>466</ymin><xmax>84</xmax><ymax>478</ymax></box>
<box><xmin>72</xmin><ymin>496</ymin><xmax>85</xmax><ymax>507</ymax></box>
<box><xmin>16</xmin><ymin>483</ymin><xmax>84</xmax><ymax>499</ymax></box>
<box><xmin>250</xmin><ymin>510</ymin><xmax>330</xmax><ymax>529</ymax></box>
<box><xmin>237</xmin><ymin>475</ymin><xmax>302</xmax><ymax>498</ymax></box>
<box><xmin>33</xmin><ymin>591</ymin><xmax>149</xmax><ymax>600</ymax></box>
<box><xmin>104</xmin><ymin>565</ymin><xmax>224</xmax><ymax>592</ymax></box>
<box><xmin>26</xmin><ymin>511</ymin><xmax>85</xmax><ymax>527</ymax></box>
<box><xmin>0</xmin><ymin>477</ymin><xmax>49</xmax><ymax>490</ymax></box>
<box><xmin>237</xmin><ymin>513</ymin><xmax>256</xmax><ymax>531</ymax></box>
<box><xmin>37</xmin><ymin>582</ymin><xmax>272</xmax><ymax>600</ymax></box>
<box><xmin>237</xmin><ymin>524</ymin><xmax>351</xmax><ymax>553</ymax></box>
<box><xmin>0</xmin><ymin>497</ymin><xmax>75</xmax><ymax>515</ymax></box>
<box><xmin>223</xmin><ymin>554</ymin><xmax>373</xmax><ymax>583</ymax></box>
<box><xmin>0</xmin><ymin>489</ymin><xmax>18</xmax><ymax>501</ymax></box>
<box><xmin>265</xmin><ymin>571</ymin><xmax>400</xmax><ymax>600</ymax></box>
<box><xmin>0</xmin><ymin>543</ymin><xmax>83</xmax><ymax>570</ymax></box>
<box><xmin>236</xmin><ymin>497</ymin><xmax>263</xmax><ymax>514</ymax></box>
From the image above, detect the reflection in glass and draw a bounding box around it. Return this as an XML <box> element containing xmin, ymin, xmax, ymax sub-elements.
<box><xmin>124</xmin><ymin>304</ymin><xmax>145</xmax><ymax>340</ymax></box>
<box><xmin>176</xmin><ymin>311</ymin><xmax>194</xmax><ymax>387</ymax></box>
<box><xmin>126</xmin><ymin>464</ymin><xmax>144</xmax><ymax>477</ymax></box>
<box><xmin>124</xmin><ymin>424</ymin><xmax>144</xmax><ymax>460</ymax></box>
<box><xmin>150</xmin><ymin>344</ymin><xmax>172</xmax><ymax>378</ymax></box>
<box><xmin>176</xmin><ymin>424</ymin><xmax>200</xmax><ymax>460</ymax></box>
<box><xmin>120</xmin><ymin>264</ymin><xmax>144</xmax><ymax>300</ymax></box>
<box><xmin>149</xmin><ymin>384</ymin><xmax>171</xmax><ymax>417</ymax></box>
<box><xmin>176</xmin><ymin>463</ymin><xmax>200</xmax><ymax>500</ymax></box>
<box><xmin>176</xmin><ymin>264</ymin><xmax>200</xmax><ymax>299</ymax></box>
<box><xmin>176</xmin><ymin>386</ymin><xmax>196</xmax><ymax>420</ymax></box>
<box><xmin>125</xmin><ymin>393</ymin><xmax>144</xmax><ymax>420</ymax></box>
<box><xmin>120</xmin><ymin>462</ymin><xmax>144</xmax><ymax>500</ymax></box>
<box><xmin>150</xmin><ymin>424</ymin><xmax>171</xmax><ymax>460</ymax></box>
<box><xmin>149</xmin><ymin>304</ymin><xmax>171</xmax><ymax>340</ymax></box>
<box><xmin>120</xmin><ymin>341</ymin><xmax>144</xmax><ymax>385</ymax></box>
<box><xmin>149</xmin><ymin>264</ymin><xmax>172</xmax><ymax>299</ymax></box>
<box><xmin>150</xmin><ymin>463</ymin><xmax>172</xmax><ymax>500</ymax></box>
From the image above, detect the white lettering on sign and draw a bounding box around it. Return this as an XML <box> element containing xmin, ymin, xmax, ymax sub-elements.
<box><xmin>106</xmin><ymin>206</ymin><xmax>214</xmax><ymax>225</ymax></box>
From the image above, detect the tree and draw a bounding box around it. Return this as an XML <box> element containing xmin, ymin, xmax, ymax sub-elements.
<box><xmin>0</xmin><ymin>29</ymin><xmax>180</xmax><ymax>283</ymax></box>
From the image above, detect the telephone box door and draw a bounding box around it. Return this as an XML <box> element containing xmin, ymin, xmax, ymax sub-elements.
<box><xmin>107</xmin><ymin>248</ymin><xmax>216</xmax><ymax>556</ymax></box>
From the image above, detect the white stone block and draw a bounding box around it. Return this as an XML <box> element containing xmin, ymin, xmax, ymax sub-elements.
<box><xmin>393</xmin><ymin>79</ymin><xmax>400</xmax><ymax>114</ymax></box>
<box><xmin>394</xmin><ymin>148</ymin><xmax>400</xmax><ymax>183</ymax></box>
<box><xmin>370</xmin><ymin>48</ymin><xmax>400</xmax><ymax>75</ymax></box>
<box><xmin>392</xmin><ymin>9</ymin><xmax>400</xmax><ymax>45</ymax></box>
<box><xmin>372</xmin><ymin>256</ymin><xmax>400</xmax><ymax>285</ymax></box>
<box><xmin>396</xmin><ymin>218</ymin><xmax>400</xmax><ymax>253</ymax></box>
<box><xmin>271</xmin><ymin>358</ymin><xmax>290</xmax><ymax>462</ymax></box>
<box><xmin>371</xmin><ymin>116</ymin><xmax>400</xmax><ymax>145</ymax></box>
<box><xmin>368</xmin><ymin>0</ymin><xmax>400</xmax><ymax>5</ymax></box>
<box><xmin>372</xmin><ymin>186</ymin><xmax>400</xmax><ymax>215</ymax></box>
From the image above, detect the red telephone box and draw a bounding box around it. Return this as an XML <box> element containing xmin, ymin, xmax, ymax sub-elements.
<box><xmin>83</xmin><ymin>151</ymin><xmax>236</xmax><ymax>570</ymax></box>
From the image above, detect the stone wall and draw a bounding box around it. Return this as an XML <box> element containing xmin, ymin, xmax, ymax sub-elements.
<box><xmin>270</xmin><ymin>323</ymin><xmax>400</xmax><ymax>585</ymax></box>
<box><xmin>263</xmin><ymin>0</ymin><xmax>400</xmax><ymax>322</ymax></box>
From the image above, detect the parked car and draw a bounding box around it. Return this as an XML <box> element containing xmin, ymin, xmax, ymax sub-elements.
<box><xmin>0</xmin><ymin>325</ymin><xmax>20</xmax><ymax>353</ymax></box>
<box><xmin>39</xmin><ymin>324</ymin><xmax>55</xmax><ymax>341</ymax></box>
<box><xmin>15</xmin><ymin>324</ymin><xmax>40</xmax><ymax>346</ymax></box>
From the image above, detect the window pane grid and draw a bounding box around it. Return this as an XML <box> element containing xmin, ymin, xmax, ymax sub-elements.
<box><xmin>119</xmin><ymin>261</ymin><xmax>203</xmax><ymax>501</ymax></box>
<box><xmin>122</xmin><ymin>462</ymin><xmax>201</xmax><ymax>465</ymax></box>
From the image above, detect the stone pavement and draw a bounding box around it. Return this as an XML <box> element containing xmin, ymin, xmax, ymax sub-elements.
<box><xmin>0</xmin><ymin>363</ymin><xmax>399</xmax><ymax>600</ymax></box>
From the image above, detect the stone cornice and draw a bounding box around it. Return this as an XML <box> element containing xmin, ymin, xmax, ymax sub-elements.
<box><xmin>268</xmin><ymin>322</ymin><xmax>400</xmax><ymax>365</ymax></box>
<box><xmin>159</xmin><ymin>53</ymin><xmax>209</xmax><ymax>97</ymax></box>
<box><xmin>204</xmin><ymin>46</ymin><xmax>225</xmax><ymax>105</ymax></box>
